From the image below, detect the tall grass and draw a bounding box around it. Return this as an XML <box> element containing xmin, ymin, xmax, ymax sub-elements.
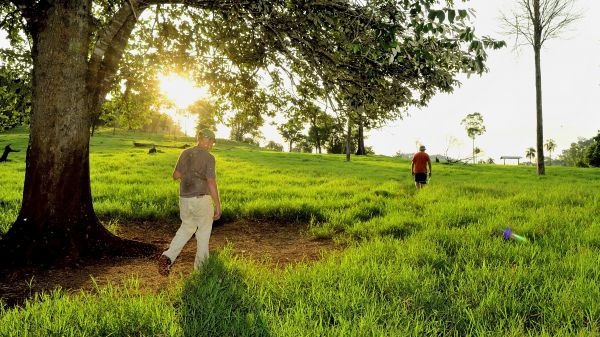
<box><xmin>1</xmin><ymin>129</ymin><xmax>599</xmax><ymax>336</ymax></box>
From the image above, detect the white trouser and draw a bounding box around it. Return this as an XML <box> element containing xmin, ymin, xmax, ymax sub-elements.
<box><xmin>163</xmin><ymin>195</ymin><xmax>214</xmax><ymax>270</ymax></box>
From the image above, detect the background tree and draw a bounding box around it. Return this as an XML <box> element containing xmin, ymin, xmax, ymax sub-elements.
<box><xmin>558</xmin><ymin>137</ymin><xmax>593</xmax><ymax>167</ymax></box>
<box><xmin>0</xmin><ymin>66</ymin><xmax>30</xmax><ymax>131</ymax></box>
<box><xmin>228</xmin><ymin>111</ymin><xmax>263</xmax><ymax>144</ymax></box>
<box><xmin>503</xmin><ymin>0</ymin><xmax>580</xmax><ymax>175</ymax></box>
<box><xmin>584</xmin><ymin>131</ymin><xmax>600</xmax><ymax>167</ymax></box>
<box><xmin>324</xmin><ymin>121</ymin><xmax>348</xmax><ymax>155</ymax></box>
<box><xmin>277</xmin><ymin>117</ymin><xmax>304</xmax><ymax>152</ymax></box>
<box><xmin>104</xmin><ymin>76</ymin><xmax>162</xmax><ymax>132</ymax></box>
<box><xmin>0</xmin><ymin>6</ymin><xmax>31</xmax><ymax>131</ymax></box>
<box><xmin>293</xmin><ymin>137</ymin><xmax>313</xmax><ymax>153</ymax></box>
<box><xmin>298</xmin><ymin>102</ymin><xmax>329</xmax><ymax>154</ymax></box>
<box><xmin>461</xmin><ymin>112</ymin><xmax>486</xmax><ymax>164</ymax></box>
<box><xmin>264</xmin><ymin>141</ymin><xmax>283</xmax><ymax>152</ymax></box>
<box><xmin>544</xmin><ymin>138</ymin><xmax>557</xmax><ymax>165</ymax></box>
<box><xmin>189</xmin><ymin>99</ymin><xmax>218</xmax><ymax>134</ymax></box>
<box><xmin>526</xmin><ymin>147</ymin><xmax>536</xmax><ymax>164</ymax></box>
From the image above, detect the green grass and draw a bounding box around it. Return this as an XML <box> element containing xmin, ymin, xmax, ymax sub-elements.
<box><xmin>1</xmin><ymin>128</ymin><xmax>599</xmax><ymax>336</ymax></box>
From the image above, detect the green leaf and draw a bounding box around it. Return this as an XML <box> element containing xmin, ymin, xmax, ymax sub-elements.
<box><xmin>448</xmin><ymin>10</ymin><xmax>456</xmax><ymax>23</ymax></box>
<box><xmin>427</xmin><ymin>11</ymin><xmax>438</xmax><ymax>22</ymax></box>
<box><xmin>437</xmin><ymin>11</ymin><xmax>445</xmax><ymax>23</ymax></box>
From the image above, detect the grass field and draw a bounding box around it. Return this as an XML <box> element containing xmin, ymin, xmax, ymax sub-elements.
<box><xmin>1</xmin><ymin>128</ymin><xmax>599</xmax><ymax>336</ymax></box>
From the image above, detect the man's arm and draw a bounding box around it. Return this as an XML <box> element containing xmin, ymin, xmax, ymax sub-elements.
<box><xmin>411</xmin><ymin>161</ymin><xmax>415</xmax><ymax>175</ymax></box>
<box><xmin>428</xmin><ymin>159</ymin><xmax>432</xmax><ymax>176</ymax></box>
<box><xmin>207</xmin><ymin>178</ymin><xmax>222</xmax><ymax>220</ymax></box>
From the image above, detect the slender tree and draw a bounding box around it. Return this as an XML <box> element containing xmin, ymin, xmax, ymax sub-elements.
<box><xmin>503</xmin><ymin>0</ymin><xmax>580</xmax><ymax>175</ymax></box>
<box><xmin>474</xmin><ymin>147</ymin><xmax>482</xmax><ymax>163</ymax></box>
<box><xmin>461</xmin><ymin>112</ymin><xmax>486</xmax><ymax>164</ymax></box>
<box><xmin>544</xmin><ymin>138</ymin><xmax>557</xmax><ymax>165</ymax></box>
<box><xmin>526</xmin><ymin>147</ymin><xmax>536</xmax><ymax>164</ymax></box>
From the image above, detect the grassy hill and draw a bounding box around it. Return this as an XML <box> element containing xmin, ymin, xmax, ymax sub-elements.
<box><xmin>0</xmin><ymin>129</ymin><xmax>599</xmax><ymax>336</ymax></box>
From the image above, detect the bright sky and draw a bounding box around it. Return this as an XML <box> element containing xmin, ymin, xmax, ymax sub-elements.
<box><xmin>159</xmin><ymin>73</ymin><xmax>210</xmax><ymax>136</ymax></box>
<box><xmin>2</xmin><ymin>1</ymin><xmax>598</xmax><ymax>161</ymax></box>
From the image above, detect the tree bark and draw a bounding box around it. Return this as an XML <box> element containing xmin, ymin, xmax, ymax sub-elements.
<box><xmin>316</xmin><ymin>132</ymin><xmax>321</xmax><ymax>154</ymax></box>
<box><xmin>534</xmin><ymin>0</ymin><xmax>545</xmax><ymax>175</ymax></box>
<box><xmin>0</xmin><ymin>2</ymin><xmax>156</xmax><ymax>269</ymax></box>
<box><xmin>311</xmin><ymin>117</ymin><xmax>322</xmax><ymax>154</ymax></box>
<box><xmin>472</xmin><ymin>137</ymin><xmax>475</xmax><ymax>164</ymax></box>
<box><xmin>345</xmin><ymin>118</ymin><xmax>351</xmax><ymax>162</ymax></box>
<box><xmin>355</xmin><ymin>118</ymin><xmax>366</xmax><ymax>155</ymax></box>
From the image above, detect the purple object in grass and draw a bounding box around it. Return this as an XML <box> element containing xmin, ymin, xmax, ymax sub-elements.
<box><xmin>503</xmin><ymin>228</ymin><xmax>512</xmax><ymax>239</ymax></box>
<box><xmin>502</xmin><ymin>227</ymin><xmax>528</xmax><ymax>242</ymax></box>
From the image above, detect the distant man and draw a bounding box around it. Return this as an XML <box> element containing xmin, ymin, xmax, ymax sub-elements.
<box><xmin>411</xmin><ymin>145</ymin><xmax>432</xmax><ymax>190</ymax></box>
<box><xmin>158</xmin><ymin>129</ymin><xmax>222</xmax><ymax>276</ymax></box>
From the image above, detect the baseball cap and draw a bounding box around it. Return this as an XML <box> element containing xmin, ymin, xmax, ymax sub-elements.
<box><xmin>419</xmin><ymin>145</ymin><xmax>426</xmax><ymax>151</ymax></box>
<box><xmin>197</xmin><ymin>128</ymin><xmax>216</xmax><ymax>140</ymax></box>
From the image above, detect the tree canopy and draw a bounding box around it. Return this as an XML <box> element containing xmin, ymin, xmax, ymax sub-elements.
<box><xmin>0</xmin><ymin>0</ymin><xmax>505</xmax><ymax>137</ymax></box>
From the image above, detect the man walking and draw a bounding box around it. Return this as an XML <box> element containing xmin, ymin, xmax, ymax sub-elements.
<box><xmin>411</xmin><ymin>145</ymin><xmax>432</xmax><ymax>190</ymax></box>
<box><xmin>158</xmin><ymin>129</ymin><xmax>222</xmax><ymax>276</ymax></box>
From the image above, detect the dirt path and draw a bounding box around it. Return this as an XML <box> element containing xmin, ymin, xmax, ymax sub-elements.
<box><xmin>0</xmin><ymin>220</ymin><xmax>334</xmax><ymax>307</ymax></box>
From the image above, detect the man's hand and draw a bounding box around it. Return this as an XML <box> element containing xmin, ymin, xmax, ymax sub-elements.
<box><xmin>411</xmin><ymin>172</ymin><xmax>415</xmax><ymax>176</ymax></box>
<box><xmin>428</xmin><ymin>172</ymin><xmax>432</xmax><ymax>177</ymax></box>
<box><xmin>213</xmin><ymin>205</ymin><xmax>222</xmax><ymax>220</ymax></box>
<box><xmin>172</xmin><ymin>169</ymin><xmax>182</xmax><ymax>180</ymax></box>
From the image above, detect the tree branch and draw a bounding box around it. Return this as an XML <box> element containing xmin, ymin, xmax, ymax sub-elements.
<box><xmin>88</xmin><ymin>1</ymin><xmax>149</xmax><ymax>122</ymax></box>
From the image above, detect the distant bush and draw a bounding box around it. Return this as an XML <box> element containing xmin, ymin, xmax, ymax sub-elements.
<box><xmin>585</xmin><ymin>131</ymin><xmax>600</xmax><ymax>167</ymax></box>
<box><xmin>558</xmin><ymin>136</ymin><xmax>593</xmax><ymax>167</ymax></box>
<box><xmin>293</xmin><ymin>139</ymin><xmax>313</xmax><ymax>153</ymax></box>
<box><xmin>264</xmin><ymin>141</ymin><xmax>283</xmax><ymax>152</ymax></box>
<box><xmin>242</xmin><ymin>137</ymin><xmax>260</xmax><ymax>146</ymax></box>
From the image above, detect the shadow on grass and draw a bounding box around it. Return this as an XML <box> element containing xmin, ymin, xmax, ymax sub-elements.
<box><xmin>180</xmin><ymin>253</ymin><xmax>271</xmax><ymax>337</ymax></box>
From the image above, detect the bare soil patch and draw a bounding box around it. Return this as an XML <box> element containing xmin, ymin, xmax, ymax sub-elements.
<box><xmin>0</xmin><ymin>219</ymin><xmax>334</xmax><ymax>307</ymax></box>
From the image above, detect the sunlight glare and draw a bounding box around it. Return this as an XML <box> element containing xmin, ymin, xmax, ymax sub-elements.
<box><xmin>163</xmin><ymin>108</ymin><xmax>199</xmax><ymax>137</ymax></box>
<box><xmin>158</xmin><ymin>73</ymin><xmax>210</xmax><ymax>137</ymax></box>
<box><xmin>159</xmin><ymin>73</ymin><xmax>209</xmax><ymax>109</ymax></box>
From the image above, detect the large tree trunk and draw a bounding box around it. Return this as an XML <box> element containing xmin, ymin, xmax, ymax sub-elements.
<box><xmin>534</xmin><ymin>0</ymin><xmax>545</xmax><ymax>175</ymax></box>
<box><xmin>0</xmin><ymin>2</ymin><xmax>155</xmax><ymax>269</ymax></box>
<box><xmin>534</xmin><ymin>46</ymin><xmax>545</xmax><ymax>175</ymax></box>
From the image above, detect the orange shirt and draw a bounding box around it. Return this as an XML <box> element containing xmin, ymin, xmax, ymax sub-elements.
<box><xmin>412</xmin><ymin>152</ymin><xmax>430</xmax><ymax>173</ymax></box>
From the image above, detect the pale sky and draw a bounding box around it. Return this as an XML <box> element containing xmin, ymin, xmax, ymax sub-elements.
<box><xmin>2</xmin><ymin>1</ymin><xmax>598</xmax><ymax>162</ymax></box>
